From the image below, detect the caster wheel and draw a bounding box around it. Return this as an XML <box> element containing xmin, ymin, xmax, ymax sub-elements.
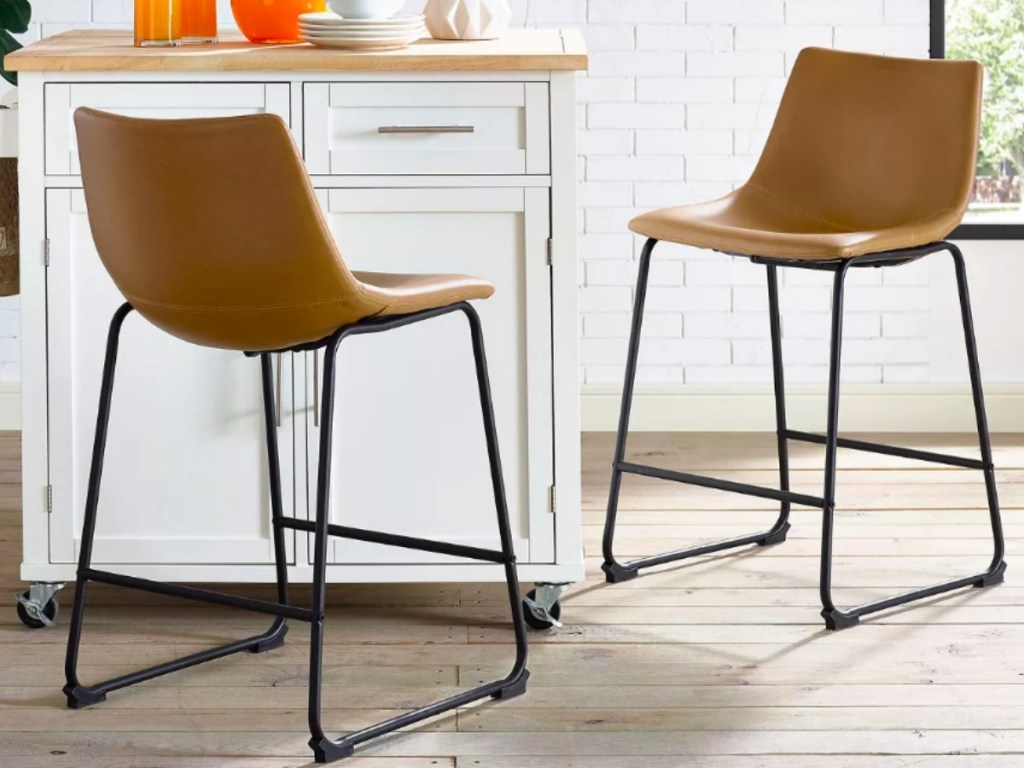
<box><xmin>16</xmin><ymin>590</ymin><xmax>58</xmax><ymax>629</ymax></box>
<box><xmin>523</xmin><ymin>588</ymin><xmax>561</xmax><ymax>630</ymax></box>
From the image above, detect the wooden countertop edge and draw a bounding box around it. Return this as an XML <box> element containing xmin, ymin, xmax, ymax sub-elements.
<box><xmin>5</xmin><ymin>52</ymin><xmax>590</xmax><ymax>72</ymax></box>
<box><xmin>5</xmin><ymin>29</ymin><xmax>589</xmax><ymax>72</ymax></box>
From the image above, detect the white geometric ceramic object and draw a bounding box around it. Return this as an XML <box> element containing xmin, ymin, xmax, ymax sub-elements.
<box><xmin>423</xmin><ymin>0</ymin><xmax>512</xmax><ymax>40</ymax></box>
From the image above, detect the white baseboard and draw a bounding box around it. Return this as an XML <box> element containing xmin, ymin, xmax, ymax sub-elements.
<box><xmin>0</xmin><ymin>383</ymin><xmax>18</xmax><ymax>430</ymax></box>
<box><xmin>582</xmin><ymin>384</ymin><xmax>1024</xmax><ymax>432</ymax></box>
<box><xmin>2</xmin><ymin>383</ymin><xmax>1021</xmax><ymax>434</ymax></box>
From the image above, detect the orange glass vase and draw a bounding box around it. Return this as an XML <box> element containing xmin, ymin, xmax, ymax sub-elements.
<box><xmin>231</xmin><ymin>0</ymin><xmax>326</xmax><ymax>44</ymax></box>
<box><xmin>181</xmin><ymin>0</ymin><xmax>217</xmax><ymax>42</ymax></box>
<box><xmin>135</xmin><ymin>0</ymin><xmax>182</xmax><ymax>47</ymax></box>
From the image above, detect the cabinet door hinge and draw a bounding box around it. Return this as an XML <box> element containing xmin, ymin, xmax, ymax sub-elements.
<box><xmin>43</xmin><ymin>239</ymin><xmax>50</xmax><ymax>268</ymax></box>
<box><xmin>46</xmin><ymin>485</ymin><xmax>52</xmax><ymax>514</ymax></box>
<box><xmin>546</xmin><ymin>238</ymin><xmax>553</xmax><ymax>266</ymax></box>
<box><xmin>548</xmin><ymin>484</ymin><xmax>556</xmax><ymax>515</ymax></box>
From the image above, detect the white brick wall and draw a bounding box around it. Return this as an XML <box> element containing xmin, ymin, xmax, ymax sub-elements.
<box><xmin>0</xmin><ymin>0</ymin><xmax>944</xmax><ymax>387</ymax></box>
<box><xmin>556</xmin><ymin>0</ymin><xmax>933</xmax><ymax>387</ymax></box>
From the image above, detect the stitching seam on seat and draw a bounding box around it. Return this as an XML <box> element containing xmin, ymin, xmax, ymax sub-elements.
<box><xmin>127</xmin><ymin>294</ymin><xmax>379</xmax><ymax>314</ymax></box>
<box><xmin>635</xmin><ymin>227</ymin><xmax>846</xmax><ymax>259</ymax></box>
<box><xmin>746</xmin><ymin>181</ymin><xmax>854</xmax><ymax>231</ymax></box>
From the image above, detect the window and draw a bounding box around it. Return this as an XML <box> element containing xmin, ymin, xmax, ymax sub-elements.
<box><xmin>932</xmin><ymin>0</ymin><xmax>1024</xmax><ymax>239</ymax></box>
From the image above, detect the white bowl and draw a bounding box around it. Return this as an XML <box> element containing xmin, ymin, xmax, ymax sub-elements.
<box><xmin>328</xmin><ymin>0</ymin><xmax>405</xmax><ymax>19</ymax></box>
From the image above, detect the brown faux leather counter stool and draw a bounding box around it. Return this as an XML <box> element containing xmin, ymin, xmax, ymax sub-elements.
<box><xmin>62</xmin><ymin>108</ymin><xmax>529</xmax><ymax>763</ymax></box>
<box><xmin>602</xmin><ymin>47</ymin><xmax>1007</xmax><ymax>630</ymax></box>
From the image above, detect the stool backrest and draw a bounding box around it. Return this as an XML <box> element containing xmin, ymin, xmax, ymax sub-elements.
<box><xmin>750</xmin><ymin>47</ymin><xmax>982</xmax><ymax>233</ymax></box>
<box><xmin>74</xmin><ymin>108</ymin><xmax>380</xmax><ymax>350</ymax></box>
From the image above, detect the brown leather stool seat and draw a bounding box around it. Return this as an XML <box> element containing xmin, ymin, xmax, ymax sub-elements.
<box><xmin>74</xmin><ymin>108</ymin><xmax>495</xmax><ymax>352</ymax></box>
<box><xmin>628</xmin><ymin>184</ymin><xmax>966</xmax><ymax>260</ymax></box>
<box><xmin>602</xmin><ymin>46</ymin><xmax>1007</xmax><ymax>633</ymax></box>
<box><xmin>630</xmin><ymin>47</ymin><xmax>980</xmax><ymax>260</ymax></box>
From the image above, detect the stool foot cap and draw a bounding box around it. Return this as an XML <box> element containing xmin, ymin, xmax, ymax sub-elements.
<box><xmin>975</xmin><ymin>561</ymin><xmax>1007</xmax><ymax>588</ymax></box>
<box><xmin>63</xmin><ymin>684</ymin><xmax>106</xmax><ymax>709</ymax></box>
<box><xmin>249</xmin><ymin>623</ymin><xmax>288</xmax><ymax>653</ymax></box>
<box><xmin>757</xmin><ymin>522</ymin><xmax>791</xmax><ymax>547</ymax></box>
<box><xmin>492</xmin><ymin>669</ymin><xmax>529</xmax><ymax>700</ymax></box>
<box><xmin>602</xmin><ymin>561</ymin><xmax>639</xmax><ymax>584</ymax></box>
<box><xmin>310</xmin><ymin>737</ymin><xmax>355</xmax><ymax>764</ymax></box>
<box><xmin>822</xmin><ymin>609</ymin><xmax>859</xmax><ymax>632</ymax></box>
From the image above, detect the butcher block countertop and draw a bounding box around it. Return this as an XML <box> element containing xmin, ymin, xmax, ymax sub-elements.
<box><xmin>5</xmin><ymin>28</ymin><xmax>587</xmax><ymax>72</ymax></box>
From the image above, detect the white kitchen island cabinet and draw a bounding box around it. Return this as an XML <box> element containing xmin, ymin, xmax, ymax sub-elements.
<box><xmin>8</xmin><ymin>29</ymin><xmax>586</xmax><ymax>628</ymax></box>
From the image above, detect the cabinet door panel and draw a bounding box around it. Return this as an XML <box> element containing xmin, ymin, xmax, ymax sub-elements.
<box><xmin>46</xmin><ymin>190</ymin><xmax>296</xmax><ymax>565</ymax></box>
<box><xmin>307</xmin><ymin>187</ymin><xmax>553</xmax><ymax>564</ymax></box>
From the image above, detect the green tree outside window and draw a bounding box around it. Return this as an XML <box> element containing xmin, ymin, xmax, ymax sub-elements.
<box><xmin>947</xmin><ymin>0</ymin><xmax>1024</xmax><ymax>220</ymax></box>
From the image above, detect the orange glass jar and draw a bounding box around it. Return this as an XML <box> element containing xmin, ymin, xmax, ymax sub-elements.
<box><xmin>231</xmin><ymin>0</ymin><xmax>326</xmax><ymax>44</ymax></box>
<box><xmin>181</xmin><ymin>0</ymin><xmax>217</xmax><ymax>43</ymax></box>
<box><xmin>135</xmin><ymin>0</ymin><xmax>182</xmax><ymax>47</ymax></box>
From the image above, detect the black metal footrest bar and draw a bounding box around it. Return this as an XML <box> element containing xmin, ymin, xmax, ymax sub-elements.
<box><xmin>66</xmin><ymin>620</ymin><xmax>288</xmax><ymax>702</ymax></box>
<box><xmin>785</xmin><ymin>430</ymin><xmax>987</xmax><ymax>470</ymax></box>
<box><xmin>617</xmin><ymin>461</ymin><xmax>825</xmax><ymax>508</ymax></box>
<box><xmin>853</xmin><ymin>568</ymin><xmax>1001</xmax><ymax>617</ymax></box>
<box><xmin>313</xmin><ymin>669</ymin><xmax>530</xmax><ymax>761</ymax></box>
<box><xmin>81</xmin><ymin>568</ymin><xmax>313</xmax><ymax>622</ymax></box>
<box><xmin>822</xmin><ymin>561</ymin><xmax>1007</xmax><ymax>630</ymax></box>
<box><xmin>278</xmin><ymin>518</ymin><xmax>508</xmax><ymax>564</ymax></box>
<box><xmin>607</xmin><ymin>522</ymin><xmax>792</xmax><ymax>581</ymax></box>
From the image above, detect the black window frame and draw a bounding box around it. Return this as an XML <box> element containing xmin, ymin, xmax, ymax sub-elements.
<box><xmin>931</xmin><ymin>0</ymin><xmax>1024</xmax><ymax>239</ymax></box>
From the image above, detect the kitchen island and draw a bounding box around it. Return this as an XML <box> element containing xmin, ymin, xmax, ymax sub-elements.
<box><xmin>7</xmin><ymin>29</ymin><xmax>585</xmax><ymax>627</ymax></box>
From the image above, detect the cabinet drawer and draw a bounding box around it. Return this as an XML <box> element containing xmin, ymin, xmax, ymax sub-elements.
<box><xmin>303</xmin><ymin>82</ymin><xmax>550</xmax><ymax>176</ymax></box>
<box><xmin>44</xmin><ymin>82</ymin><xmax>291</xmax><ymax>176</ymax></box>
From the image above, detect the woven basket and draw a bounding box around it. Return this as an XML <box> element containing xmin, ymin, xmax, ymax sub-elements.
<box><xmin>0</xmin><ymin>157</ymin><xmax>17</xmax><ymax>297</ymax></box>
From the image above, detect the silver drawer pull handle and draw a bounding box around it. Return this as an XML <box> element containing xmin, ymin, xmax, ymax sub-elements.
<box><xmin>378</xmin><ymin>125</ymin><xmax>475</xmax><ymax>134</ymax></box>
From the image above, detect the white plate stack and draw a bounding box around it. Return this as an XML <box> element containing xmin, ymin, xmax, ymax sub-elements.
<box><xmin>298</xmin><ymin>12</ymin><xmax>426</xmax><ymax>51</ymax></box>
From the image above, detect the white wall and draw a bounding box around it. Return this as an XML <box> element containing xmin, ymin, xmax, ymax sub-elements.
<box><xmin>4</xmin><ymin>0</ymin><xmax>1022</xmax><ymax>429</ymax></box>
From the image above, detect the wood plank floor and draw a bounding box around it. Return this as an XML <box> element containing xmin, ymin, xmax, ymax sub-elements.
<box><xmin>2</xmin><ymin>430</ymin><xmax>1024</xmax><ymax>766</ymax></box>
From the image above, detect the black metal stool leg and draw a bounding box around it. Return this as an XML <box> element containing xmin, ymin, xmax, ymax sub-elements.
<box><xmin>307</xmin><ymin>305</ymin><xmax>529</xmax><ymax>763</ymax></box>
<box><xmin>307</xmin><ymin>331</ymin><xmax>347</xmax><ymax>763</ymax></box>
<box><xmin>59</xmin><ymin>301</ymin><xmax>526</xmax><ymax>758</ymax></box>
<box><xmin>593</xmin><ymin>236</ymin><xmax>1003</xmax><ymax>624</ymax></box>
<box><xmin>818</xmin><ymin>246</ymin><xmax>1007</xmax><ymax>630</ymax></box>
<box><xmin>63</xmin><ymin>302</ymin><xmax>134</xmax><ymax>708</ymax></box>
<box><xmin>764</xmin><ymin>263</ymin><xmax>794</xmax><ymax>545</ymax></box>
<box><xmin>602</xmin><ymin>240</ymin><xmax>795</xmax><ymax>584</ymax></box>
<box><xmin>64</xmin><ymin>307</ymin><xmax>306</xmax><ymax>707</ymax></box>
<box><xmin>818</xmin><ymin>263</ymin><xmax>859</xmax><ymax>631</ymax></box>
<box><xmin>949</xmin><ymin>243</ymin><xmax>1007</xmax><ymax>585</ymax></box>
<box><xmin>251</xmin><ymin>353</ymin><xmax>291</xmax><ymax>653</ymax></box>
<box><xmin>463</xmin><ymin>303</ymin><xmax>530</xmax><ymax>695</ymax></box>
<box><xmin>602</xmin><ymin>238</ymin><xmax>657</xmax><ymax>584</ymax></box>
